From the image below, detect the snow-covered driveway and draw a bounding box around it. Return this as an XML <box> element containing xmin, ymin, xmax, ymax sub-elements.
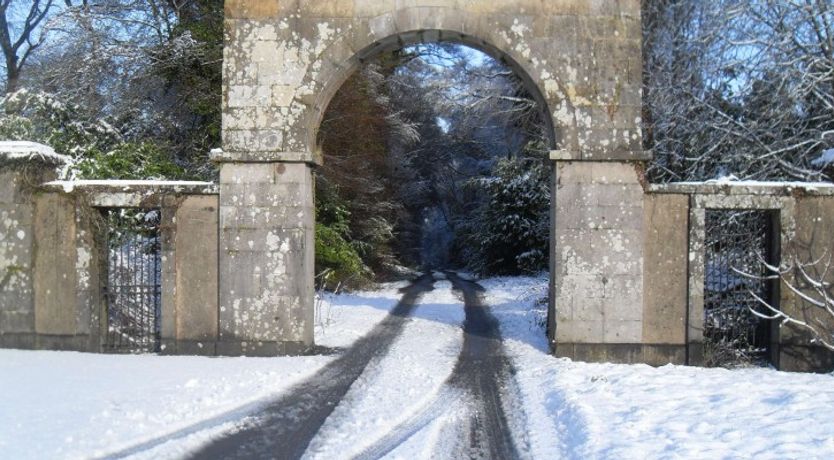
<box><xmin>1</xmin><ymin>274</ymin><xmax>834</xmax><ymax>459</ymax></box>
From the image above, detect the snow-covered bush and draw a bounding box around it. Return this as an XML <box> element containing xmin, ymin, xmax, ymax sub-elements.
<box><xmin>0</xmin><ymin>89</ymin><xmax>119</xmax><ymax>159</ymax></box>
<box><xmin>459</xmin><ymin>152</ymin><xmax>550</xmax><ymax>275</ymax></box>
<box><xmin>0</xmin><ymin>89</ymin><xmax>187</xmax><ymax>180</ymax></box>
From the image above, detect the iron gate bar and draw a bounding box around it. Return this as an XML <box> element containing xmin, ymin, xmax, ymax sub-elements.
<box><xmin>104</xmin><ymin>209</ymin><xmax>162</xmax><ymax>353</ymax></box>
<box><xmin>704</xmin><ymin>209</ymin><xmax>778</xmax><ymax>365</ymax></box>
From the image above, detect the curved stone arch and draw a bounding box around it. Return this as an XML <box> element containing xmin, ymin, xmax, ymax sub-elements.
<box><xmin>218</xmin><ymin>0</ymin><xmax>655</xmax><ymax>360</ymax></box>
<box><xmin>307</xmin><ymin>24</ymin><xmax>560</xmax><ymax>157</ymax></box>
<box><xmin>222</xmin><ymin>1</ymin><xmax>645</xmax><ymax>163</ymax></box>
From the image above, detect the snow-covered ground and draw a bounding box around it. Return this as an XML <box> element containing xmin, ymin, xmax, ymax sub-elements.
<box><xmin>305</xmin><ymin>281</ymin><xmax>466</xmax><ymax>459</ymax></box>
<box><xmin>1</xmin><ymin>275</ymin><xmax>833</xmax><ymax>459</ymax></box>
<box><xmin>484</xmin><ymin>275</ymin><xmax>834</xmax><ymax>459</ymax></box>
<box><xmin>0</xmin><ymin>282</ymin><xmax>410</xmax><ymax>460</ymax></box>
<box><xmin>0</xmin><ymin>351</ymin><xmax>330</xmax><ymax>459</ymax></box>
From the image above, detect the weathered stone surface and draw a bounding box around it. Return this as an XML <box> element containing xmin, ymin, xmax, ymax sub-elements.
<box><xmin>33</xmin><ymin>193</ymin><xmax>78</xmax><ymax>336</ymax></box>
<box><xmin>554</xmin><ymin>343</ymin><xmax>685</xmax><ymax>365</ymax></box>
<box><xmin>642</xmin><ymin>194</ymin><xmax>688</xmax><ymax>345</ymax></box>
<box><xmin>0</xmin><ymin>155</ymin><xmax>62</xmax><ymax>337</ymax></box>
<box><xmin>552</xmin><ymin>161</ymin><xmax>645</xmax><ymax>347</ymax></box>
<box><xmin>222</xmin><ymin>0</ymin><xmax>644</xmax><ymax>162</ymax></box>
<box><xmin>218</xmin><ymin>162</ymin><xmax>314</xmax><ymax>350</ymax></box>
<box><xmin>780</xmin><ymin>196</ymin><xmax>834</xmax><ymax>371</ymax></box>
<box><xmin>175</xmin><ymin>196</ymin><xmax>220</xmax><ymax>342</ymax></box>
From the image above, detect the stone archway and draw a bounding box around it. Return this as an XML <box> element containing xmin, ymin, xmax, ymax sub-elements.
<box><xmin>217</xmin><ymin>1</ymin><xmax>649</xmax><ymax>358</ymax></box>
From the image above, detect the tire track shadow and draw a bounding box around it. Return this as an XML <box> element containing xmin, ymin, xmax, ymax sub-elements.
<box><xmin>185</xmin><ymin>274</ymin><xmax>436</xmax><ymax>460</ymax></box>
<box><xmin>352</xmin><ymin>272</ymin><xmax>523</xmax><ymax>460</ymax></box>
<box><xmin>104</xmin><ymin>274</ymin><xmax>435</xmax><ymax>460</ymax></box>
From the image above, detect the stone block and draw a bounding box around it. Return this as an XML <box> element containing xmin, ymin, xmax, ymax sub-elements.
<box><xmin>604</xmin><ymin>319</ymin><xmax>642</xmax><ymax>343</ymax></box>
<box><xmin>556</xmin><ymin>319</ymin><xmax>604</xmax><ymax>343</ymax></box>
<box><xmin>175</xmin><ymin>196</ymin><xmax>219</xmax><ymax>342</ymax></box>
<box><xmin>642</xmin><ymin>194</ymin><xmax>688</xmax><ymax>345</ymax></box>
<box><xmin>0</xmin><ymin>172</ymin><xmax>18</xmax><ymax>203</ymax></box>
<box><xmin>33</xmin><ymin>193</ymin><xmax>78</xmax><ymax>336</ymax></box>
<box><xmin>571</xmin><ymin>296</ymin><xmax>606</xmax><ymax>322</ymax></box>
<box><xmin>225</xmin><ymin>0</ymin><xmax>280</xmax><ymax>19</ymax></box>
<box><xmin>0</xmin><ymin>309</ymin><xmax>34</xmax><ymax>334</ymax></box>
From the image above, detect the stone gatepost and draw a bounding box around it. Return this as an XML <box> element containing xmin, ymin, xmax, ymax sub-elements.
<box><xmin>549</xmin><ymin>152</ymin><xmax>654</xmax><ymax>363</ymax></box>
<box><xmin>0</xmin><ymin>142</ymin><xmax>69</xmax><ymax>348</ymax></box>
<box><xmin>213</xmin><ymin>150</ymin><xmax>315</xmax><ymax>355</ymax></box>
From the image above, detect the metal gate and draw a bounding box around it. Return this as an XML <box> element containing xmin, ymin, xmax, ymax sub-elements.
<box><xmin>704</xmin><ymin>209</ymin><xmax>778</xmax><ymax>365</ymax></box>
<box><xmin>103</xmin><ymin>209</ymin><xmax>162</xmax><ymax>353</ymax></box>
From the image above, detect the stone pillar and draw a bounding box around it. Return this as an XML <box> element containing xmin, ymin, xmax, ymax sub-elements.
<box><xmin>159</xmin><ymin>194</ymin><xmax>221</xmax><ymax>355</ymax></box>
<box><xmin>550</xmin><ymin>159</ymin><xmax>648</xmax><ymax>363</ymax></box>
<box><xmin>0</xmin><ymin>142</ymin><xmax>69</xmax><ymax>349</ymax></box>
<box><xmin>641</xmin><ymin>193</ymin><xmax>689</xmax><ymax>365</ymax></box>
<box><xmin>215</xmin><ymin>153</ymin><xmax>315</xmax><ymax>356</ymax></box>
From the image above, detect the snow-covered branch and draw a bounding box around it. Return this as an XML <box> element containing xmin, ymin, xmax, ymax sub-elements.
<box><xmin>734</xmin><ymin>254</ymin><xmax>834</xmax><ymax>351</ymax></box>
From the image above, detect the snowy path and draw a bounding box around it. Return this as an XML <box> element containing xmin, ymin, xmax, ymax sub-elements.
<box><xmin>4</xmin><ymin>274</ymin><xmax>834</xmax><ymax>459</ymax></box>
<box><xmin>179</xmin><ymin>273</ymin><xmax>527</xmax><ymax>459</ymax></box>
<box><xmin>346</xmin><ymin>273</ymin><xmax>526</xmax><ymax>460</ymax></box>
<box><xmin>186</xmin><ymin>276</ymin><xmax>437</xmax><ymax>459</ymax></box>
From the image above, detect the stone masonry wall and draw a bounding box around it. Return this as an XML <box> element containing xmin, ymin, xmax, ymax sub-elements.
<box><xmin>222</xmin><ymin>0</ymin><xmax>647</xmax><ymax>355</ymax></box>
<box><xmin>551</xmin><ymin>160</ymin><xmax>646</xmax><ymax>362</ymax></box>
<box><xmin>223</xmin><ymin>0</ymin><xmax>644</xmax><ymax>161</ymax></box>
<box><xmin>641</xmin><ymin>193</ymin><xmax>689</xmax><ymax>365</ymax></box>
<box><xmin>0</xmin><ymin>159</ymin><xmax>222</xmax><ymax>354</ymax></box>
<box><xmin>160</xmin><ymin>195</ymin><xmax>221</xmax><ymax>355</ymax></box>
<box><xmin>218</xmin><ymin>162</ymin><xmax>314</xmax><ymax>355</ymax></box>
<box><xmin>782</xmin><ymin>195</ymin><xmax>834</xmax><ymax>371</ymax></box>
<box><xmin>32</xmin><ymin>192</ymin><xmax>102</xmax><ymax>351</ymax></box>
<box><xmin>0</xmin><ymin>168</ymin><xmax>56</xmax><ymax>348</ymax></box>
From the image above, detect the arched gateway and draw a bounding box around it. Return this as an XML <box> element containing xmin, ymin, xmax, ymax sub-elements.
<box><xmin>6</xmin><ymin>1</ymin><xmax>830</xmax><ymax>370</ymax></box>
<box><xmin>216</xmin><ymin>1</ymin><xmax>649</xmax><ymax>357</ymax></box>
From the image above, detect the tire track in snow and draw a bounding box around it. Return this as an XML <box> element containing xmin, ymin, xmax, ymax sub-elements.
<box><xmin>178</xmin><ymin>274</ymin><xmax>436</xmax><ymax>460</ymax></box>
<box><xmin>350</xmin><ymin>387</ymin><xmax>463</xmax><ymax>460</ymax></box>
<box><xmin>445</xmin><ymin>272</ymin><xmax>525</xmax><ymax>459</ymax></box>
<box><xmin>302</xmin><ymin>279</ymin><xmax>465</xmax><ymax>459</ymax></box>
<box><xmin>352</xmin><ymin>273</ymin><xmax>527</xmax><ymax>459</ymax></box>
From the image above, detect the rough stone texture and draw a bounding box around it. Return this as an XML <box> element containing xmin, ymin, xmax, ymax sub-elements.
<box><xmin>0</xmin><ymin>170</ymin><xmax>221</xmax><ymax>354</ymax></box>
<box><xmin>551</xmin><ymin>161</ymin><xmax>645</xmax><ymax>352</ymax></box>
<box><xmin>649</xmin><ymin>181</ymin><xmax>834</xmax><ymax>197</ymax></box>
<box><xmin>0</xmin><ymin>143</ymin><xmax>81</xmax><ymax>350</ymax></box>
<box><xmin>174</xmin><ymin>196</ymin><xmax>220</xmax><ymax>346</ymax></box>
<box><xmin>554</xmin><ymin>343</ymin><xmax>686</xmax><ymax>365</ymax></box>
<box><xmin>221</xmin><ymin>1</ymin><xmax>648</xmax><ymax>356</ymax></box>
<box><xmin>0</xmin><ymin>169</ymin><xmax>55</xmax><ymax>339</ymax></box>
<box><xmin>218</xmin><ymin>162</ymin><xmax>314</xmax><ymax>355</ymax></box>
<box><xmin>33</xmin><ymin>193</ymin><xmax>77</xmax><ymax>335</ymax></box>
<box><xmin>31</xmin><ymin>192</ymin><xmax>102</xmax><ymax>351</ymax></box>
<box><xmin>222</xmin><ymin>0</ymin><xmax>644</xmax><ymax>162</ymax></box>
<box><xmin>642</xmin><ymin>193</ymin><xmax>688</xmax><ymax>361</ymax></box>
<box><xmin>40</xmin><ymin>181</ymin><xmax>218</xmax><ymax>207</ymax></box>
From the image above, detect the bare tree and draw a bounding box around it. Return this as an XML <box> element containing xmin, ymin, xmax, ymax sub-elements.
<box><xmin>738</xmin><ymin>255</ymin><xmax>834</xmax><ymax>351</ymax></box>
<box><xmin>0</xmin><ymin>0</ymin><xmax>61</xmax><ymax>93</ymax></box>
<box><xmin>7</xmin><ymin>0</ymin><xmax>223</xmax><ymax>175</ymax></box>
<box><xmin>644</xmin><ymin>0</ymin><xmax>834</xmax><ymax>183</ymax></box>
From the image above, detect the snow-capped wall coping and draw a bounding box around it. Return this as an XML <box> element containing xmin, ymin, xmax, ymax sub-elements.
<box><xmin>42</xmin><ymin>180</ymin><xmax>218</xmax><ymax>207</ymax></box>
<box><xmin>648</xmin><ymin>180</ymin><xmax>834</xmax><ymax>197</ymax></box>
<box><xmin>0</xmin><ymin>141</ymin><xmax>70</xmax><ymax>166</ymax></box>
<box><xmin>43</xmin><ymin>180</ymin><xmax>218</xmax><ymax>193</ymax></box>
